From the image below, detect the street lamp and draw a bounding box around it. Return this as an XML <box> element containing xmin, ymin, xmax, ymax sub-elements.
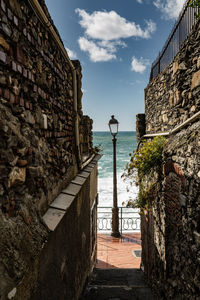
<box><xmin>108</xmin><ymin>115</ymin><xmax>120</xmax><ymax>238</ymax></box>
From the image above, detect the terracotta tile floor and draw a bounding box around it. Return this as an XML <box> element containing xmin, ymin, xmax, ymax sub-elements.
<box><xmin>96</xmin><ymin>233</ymin><xmax>141</xmax><ymax>269</ymax></box>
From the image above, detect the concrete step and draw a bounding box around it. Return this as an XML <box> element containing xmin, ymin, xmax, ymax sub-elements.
<box><xmin>80</xmin><ymin>268</ymin><xmax>155</xmax><ymax>300</ymax></box>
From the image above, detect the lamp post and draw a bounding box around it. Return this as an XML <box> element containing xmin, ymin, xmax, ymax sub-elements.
<box><xmin>108</xmin><ymin>115</ymin><xmax>120</xmax><ymax>238</ymax></box>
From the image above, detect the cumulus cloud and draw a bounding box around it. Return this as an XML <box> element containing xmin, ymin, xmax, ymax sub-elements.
<box><xmin>153</xmin><ymin>0</ymin><xmax>185</xmax><ymax>19</ymax></box>
<box><xmin>76</xmin><ymin>9</ymin><xmax>156</xmax><ymax>40</ymax></box>
<box><xmin>98</xmin><ymin>40</ymin><xmax>127</xmax><ymax>53</ymax></box>
<box><xmin>75</xmin><ymin>8</ymin><xmax>156</xmax><ymax>62</ymax></box>
<box><xmin>65</xmin><ymin>47</ymin><xmax>77</xmax><ymax>59</ymax></box>
<box><xmin>137</xmin><ymin>0</ymin><xmax>143</xmax><ymax>3</ymax></box>
<box><xmin>78</xmin><ymin>37</ymin><xmax>116</xmax><ymax>62</ymax></box>
<box><xmin>131</xmin><ymin>56</ymin><xmax>150</xmax><ymax>73</ymax></box>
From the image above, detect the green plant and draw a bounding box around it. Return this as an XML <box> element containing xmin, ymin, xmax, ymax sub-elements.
<box><xmin>122</xmin><ymin>136</ymin><xmax>166</xmax><ymax>209</ymax></box>
<box><xmin>127</xmin><ymin>136</ymin><xmax>166</xmax><ymax>176</ymax></box>
<box><xmin>188</xmin><ymin>0</ymin><xmax>200</xmax><ymax>18</ymax></box>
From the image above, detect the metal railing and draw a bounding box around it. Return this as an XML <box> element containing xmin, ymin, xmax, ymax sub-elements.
<box><xmin>150</xmin><ymin>0</ymin><xmax>199</xmax><ymax>81</ymax></box>
<box><xmin>97</xmin><ymin>207</ymin><xmax>140</xmax><ymax>234</ymax></box>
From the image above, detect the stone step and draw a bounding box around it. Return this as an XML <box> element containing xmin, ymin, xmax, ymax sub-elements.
<box><xmin>80</xmin><ymin>268</ymin><xmax>155</xmax><ymax>300</ymax></box>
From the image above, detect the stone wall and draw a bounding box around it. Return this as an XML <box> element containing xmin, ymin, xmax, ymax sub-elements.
<box><xmin>145</xmin><ymin>19</ymin><xmax>200</xmax><ymax>134</ymax></box>
<box><xmin>0</xmin><ymin>0</ymin><xmax>96</xmax><ymax>299</ymax></box>
<box><xmin>141</xmin><ymin>121</ymin><xmax>200</xmax><ymax>299</ymax></box>
<box><xmin>140</xmin><ymin>17</ymin><xmax>200</xmax><ymax>300</ymax></box>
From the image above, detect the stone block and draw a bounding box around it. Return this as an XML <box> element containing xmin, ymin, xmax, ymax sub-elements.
<box><xmin>4</xmin><ymin>89</ymin><xmax>10</xmax><ymax>99</ymax></box>
<box><xmin>191</xmin><ymin>70</ymin><xmax>200</xmax><ymax>90</ymax></box>
<box><xmin>197</xmin><ymin>57</ymin><xmax>200</xmax><ymax>69</ymax></box>
<box><xmin>72</xmin><ymin>176</ymin><xmax>87</xmax><ymax>186</ymax></box>
<box><xmin>42</xmin><ymin>114</ymin><xmax>48</xmax><ymax>129</ymax></box>
<box><xmin>1</xmin><ymin>0</ymin><xmax>6</xmax><ymax>12</ymax></box>
<box><xmin>50</xmin><ymin>193</ymin><xmax>74</xmax><ymax>211</ymax></box>
<box><xmin>62</xmin><ymin>183</ymin><xmax>82</xmax><ymax>196</ymax></box>
<box><xmin>19</xmin><ymin>98</ymin><xmax>24</xmax><ymax>107</ymax></box>
<box><xmin>43</xmin><ymin>208</ymin><xmax>65</xmax><ymax>231</ymax></box>
<box><xmin>10</xmin><ymin>93</ymin><xmax>15</xmax><ymax>104</ymax></box>
<box><xmin>15</xmin><ymin>45</ymin><xmax>25</xmax><ymax>64</ymax></box>
<box><xmin>162</xmin><ymin>114</ymin><xmax>168</xmax><ymax>122</ymax></box>
<box><xmin>7</xmin><ymin>8</ymin><xmax>13</xmax><ymax>20</ymax></box>
<box><xmin>13</xmin><ymin>16</ymin><xmax>18</xmax><ymax>26</ymax></box>
<box><xmin>0</xmin><ymin>51</ymin><xmax>6</xmax><ymax>63</ymax></box>
<box><xmin>8</xmin><ymin>167</ymin><xmax>26</xmax><ymax>187</ymax></box>
<box><xmin>172</xmin><ymin>60</ymin><xmax>179</xmax><ymax>76</ymax></box>
<box><xmin>0</xmin><ymin>36</ymin><xmax>10</xmax><ymax>51</ymax></box>
<box><xmin>12</xmin><ymin>61</ymin><xmax>17</xmax><ymax>71</ymax></box>
<box><xmin>24</xmin><ymin>110</ymin><xmax>35</xmax><ymax>125</ymax></box>
<box><xmin>28</xmin><ymin>166</ymin><xmax>43</xmax><ymax>177</ymax></box>
<box><xmin>17</xmin><ymin>160</ymin><xmax>28</xmax><ymax>167</ymax></box>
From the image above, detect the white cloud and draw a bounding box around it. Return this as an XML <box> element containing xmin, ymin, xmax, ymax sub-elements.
<box><xmin>131</xmin><ymin>56</ymin><xmax>150</xmax><ymax>73</ymax></box>
<box><xmin>98</xmin><ymin>40</ymin><xmax>127</xmax><ymax>53</ymax></box>
<box><xmin>78</xmin><ymin>37</ymin><xmax>116</xmax><ymax>62</ymax></box>
<box><xmin>153</xmin><ymin>0</ymin><xmax>185</xmax><ymax>19</ymax></box>
<box><xmin>75</xmin><ymin>9</ymin><xmax>156</xmax><ymax>40</ymax></box>
<box><xmin>137</xmin><ymin>0</ymin><xmax>143</xmax><ymax>3</ymax></box>
<box><xmin>65</xmin><ymin>47</ymin><xmax>77</xmax><ymax>59</ymax></box>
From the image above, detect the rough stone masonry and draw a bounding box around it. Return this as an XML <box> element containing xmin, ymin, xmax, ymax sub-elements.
<box><xmin>139</xmin><ymin>18</ymin><xmax>200</xmax><ymax>299</ymax></box>
<box><xmin>0</xmin><ymin>0</ymin><xmax>95</xmax><ymax>299</ymax></box>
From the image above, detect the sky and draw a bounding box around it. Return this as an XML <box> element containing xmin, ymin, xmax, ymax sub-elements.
<box><xmin>45</xmin><ymin>0</ymin><xmax>186</xmax><ymax>131</ymax></box>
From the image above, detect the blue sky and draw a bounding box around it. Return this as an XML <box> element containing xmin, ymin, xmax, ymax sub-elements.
<box><xmin>45</xmin><ymin>0</ymin><xmax>185</xmax><ymax>131</ymax></box>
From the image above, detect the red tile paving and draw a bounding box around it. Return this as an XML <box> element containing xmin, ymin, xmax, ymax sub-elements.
<box><xmin>96</xmin><ymin>233</ymin><xmax>141</xmax><ymax>269</ymax></box>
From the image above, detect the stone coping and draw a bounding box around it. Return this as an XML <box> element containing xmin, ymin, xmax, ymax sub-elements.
<box><xmin>43</xmin><ymin>154</ymin><xmax>101</xmax><ymax>231</ymax></box>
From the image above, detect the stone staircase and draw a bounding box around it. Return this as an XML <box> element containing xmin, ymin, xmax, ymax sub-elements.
<box><xmin>80</xmin><ymin>268</ymin><xmax>155</xmax><ymax>300</ymax></box>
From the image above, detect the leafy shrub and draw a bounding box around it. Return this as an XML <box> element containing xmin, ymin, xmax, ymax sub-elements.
<box><xmin>127</xmin><ymin>136</ymin><xmax>166</xmax><ymax>176</ymax></box>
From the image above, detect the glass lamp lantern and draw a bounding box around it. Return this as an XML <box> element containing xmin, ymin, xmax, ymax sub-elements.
<box><xmin>108</xmin><ymin>115</ymin><xmax>119</xmax><ymax>137</ymax></box>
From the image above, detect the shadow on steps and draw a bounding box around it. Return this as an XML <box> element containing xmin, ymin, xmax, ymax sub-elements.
<box><xmin>80</xmin><ymin>268</ymin><xmax>156</xmax><ymax>300</ymax></box>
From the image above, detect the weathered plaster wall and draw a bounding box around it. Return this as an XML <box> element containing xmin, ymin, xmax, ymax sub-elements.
<box><xmin>145</xmin><ymin>19</ymin><xmax>200</xmax><ymax>134</ymax></box>
<box><xmin>141</xmin><ymin>18</ymin><xmax>200</xmax><ymax>300</ymax></box>
<box><xmin>0</xmin><ymin>0</ymin><xmax>96</xmax><ymax>299</ymax></box>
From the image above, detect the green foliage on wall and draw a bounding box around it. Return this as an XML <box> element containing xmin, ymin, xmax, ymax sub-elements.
<box><xmin>188</xmin><ymin>0</ymin><xmax>200</xmax><ymax>18</ymax></box>
<box><xmin>123</xmin><ymin>136</ymin><xmax>166</xmax><ymax>209</ymax></box>
<box><xmin>128</xmin><ymin>136</ymin><xmax>166</xmax><ymax>176</ymax></box>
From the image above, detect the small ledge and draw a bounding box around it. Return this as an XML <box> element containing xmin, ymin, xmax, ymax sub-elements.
<box><xmin>78</xmin><ymin>171</ymin><xmax>91</xmax><ymax>179</ymax></box>
<box><xmin>62</xmin><ymin>183</ymin><xmax>82</xmax><ymax>196</ymax></box>
<box><xmin>43</xmin><ymin>208</ymin><xmax>65</xmax><ymax>231</ymax></box>
<box><xmin>50</xmin><ymin>193</ymin><xmax>75</xmax><ymax>211</ymax></box>
<box><xmin>71</xmin><ymin>176</ymin><xmax>87</xmax><ymax>186</ymax></box>
<box><xmin>84</xmin><ymin>166</ymin><xmax>93</xmax><ymax>172</ymax></box>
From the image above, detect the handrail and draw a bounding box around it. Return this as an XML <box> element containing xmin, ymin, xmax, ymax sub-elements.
<box><xmin>150</xmin><ymin>0</ymin><xmax>199</xmax><ymax>81</ymax></box>
<box><xmin>142</xmin><ymin>110</ymin><xmax>200</xmax><ymax>139</ymax></box>
<box><xmin>97</xmin><ymin>206</ymin><xmax>140</xmax><ymax>233</ymax></box>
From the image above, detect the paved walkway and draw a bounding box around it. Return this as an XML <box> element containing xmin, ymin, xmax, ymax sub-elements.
<box><xmin>80</xmin><ymin>233</ymin><xmax>156</xmax><ymax>299</ymax></box>
<box><xmin>96</xmin><ymin>233</ymin><xmax>141</xmax><ymax>269</ymax></box>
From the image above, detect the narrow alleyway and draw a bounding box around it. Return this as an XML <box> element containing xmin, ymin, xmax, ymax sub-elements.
<box><xmin>80</xmin><ymin>234</ymin><xmax>155</xmax><ymax>299</ymax></box>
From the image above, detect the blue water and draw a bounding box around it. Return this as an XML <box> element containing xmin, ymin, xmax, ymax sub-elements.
<box><xmin>93</xmin><ymin>131</ymin><xmax>138</xmax><ymax>207</ymax></box>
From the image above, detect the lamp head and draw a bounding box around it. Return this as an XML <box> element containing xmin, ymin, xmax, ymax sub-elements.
<box><xmin>108</xmin><ymin>115</ymin><xmax>119</xmax><ymax>137</ymax></box>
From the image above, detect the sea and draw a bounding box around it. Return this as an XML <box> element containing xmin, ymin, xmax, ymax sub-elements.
<box><xmin>93</xmin><ymin>131</ymin><xmax>138</xmax><ymax>207</ymax></box>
